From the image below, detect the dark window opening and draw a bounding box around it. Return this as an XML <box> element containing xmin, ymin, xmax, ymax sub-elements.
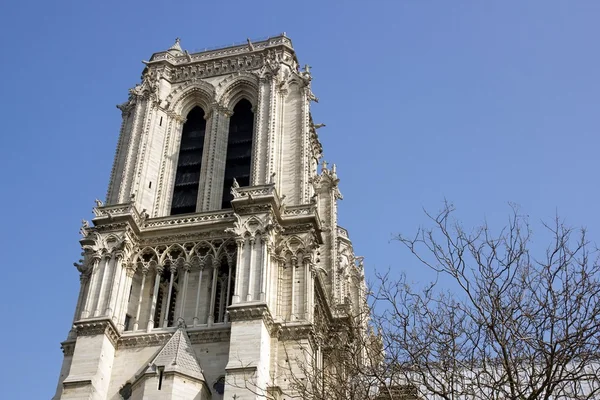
<box><xmin>153</xmin><ymin>285</ymin><xmax>164</xmax><ymax>328</ymax></box>
<box><xmin>159</xmin><ymin>116</ymin><xmax>163</xmax><ymax>126</ymax></box>
<box><xmin>153</xmin><ymin>267</ymin><xmax>179</xmax><ymax>328</ymax></box>
<box><xmin>213</xmin><ymin>376</ymin><xmax>226</xmax><ymax>395</ymax></box>
<box><xmin>124</xmin><ymin>314</ymin><xmax>132</xmax><ymax>331</ymax></box>
<box><xmin>171</xmin><ymin>106</ymin><xmax>206</xmax><ymax>215</ymax></box>
<box><xmin>119</xmin><ymin>383</ymin><xmax>132</xmax><ymax>399</ymax></box>
<box><xmin>221</xmin><ymin>99</ymin><xmax>254</xmax><ymax>209</ymax></box>
<box><xmin>157</xmin><ymin>367</ymin><xmax>164</xmax><ymax>390</ymax></box>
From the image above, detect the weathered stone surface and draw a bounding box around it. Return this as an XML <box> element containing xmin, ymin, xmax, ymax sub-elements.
<box><xmin>54</xmin><ymin>35</ymin><xmax>367</xmax><ymax>400</ymax></box>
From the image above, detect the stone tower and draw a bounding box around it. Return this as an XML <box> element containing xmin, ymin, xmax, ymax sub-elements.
<box><xmin>54</xmin><ymin>35</ymin><xmax>366</xmax><ymax>400</ymax></box>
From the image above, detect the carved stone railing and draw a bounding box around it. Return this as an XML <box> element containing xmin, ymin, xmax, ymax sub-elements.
<box><xmin>93</xmin><ymin>203</ymin><xmax>142</xmax><ymax>226</ymax></box>
<box><xmin>283</xmin><ymin>204</ymin><xmax>313</xmax><ymax>216</ymax></box>
<box><xmin>142</xmin><ymin>210</ymin><xmax>235</xmax><ymax>229</ymax></box>
<box><xmin>149</xmin><ymin>35</ymin><xmax>292</xmax><ymax>65</ymax></box>
<box><xmin>231</xmin><ymin>184</ymin><xmax>276</xmax><ymax>199</ymax></box>
<box><xmin>337</xmin><ymin>226</ymin><xmax>349</xmax><ymax>239</ymax></box>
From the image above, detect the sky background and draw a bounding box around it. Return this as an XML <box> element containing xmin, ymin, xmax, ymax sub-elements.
<box><xmin>1</xmin><ymin>1</ymin><xmax>599</xmax><ymax>398</ymax></box>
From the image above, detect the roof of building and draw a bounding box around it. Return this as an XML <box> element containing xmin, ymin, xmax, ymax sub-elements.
<box><xmin>146</xmin><ymin>325</ymin><xmax>205</xmax><ymax>381</ymax></box>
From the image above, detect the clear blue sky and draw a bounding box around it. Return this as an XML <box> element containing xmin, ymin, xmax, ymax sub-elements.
<box><xmin>1</xmin><ymin>1</ymin><xmax>598</xmax><ymax>398</ymax></box>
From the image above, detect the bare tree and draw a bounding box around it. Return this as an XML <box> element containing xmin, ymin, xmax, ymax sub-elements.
<box><xmin>230</xmin><ymin>204</ymin><xmax>600</xmax><ymax>400</ymax></box>
<box><xmin>374</xmin><ymin>203</ymin><xmax>600</xmax><ymax>400</ymax></box>
<box><xmin>228</xmin><ymin>303</ymin><xmax>395</xmax><ymax>400</ymax></box>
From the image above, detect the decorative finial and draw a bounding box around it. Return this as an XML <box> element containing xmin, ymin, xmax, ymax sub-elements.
<box><xmin>304</xmin><ymin>64</ymin><xmax>311</xmax><ymax>74</ymax></box>
<box><xmin>232</xmin><ymin>178</ymin><xmax>239</xmax><ymax>188</ymax></box>
<box><xmin>321</xmin><ymin>159</ymin><xmax>328</xmax><ymax>171</ymax></box>
<box><xmin>94</xmin><ymin>198</ymin><xmax>104</xmax><ymax>207</ymax></box>
<box><xmin>246</xmin><ymin>38</ymin><xmax>255</xmax><ymax>51</ymax></box>
<box><xmin>169</xmin><ymin>37</ymin><xmax>183</xmax><ymax>52</ymax></box>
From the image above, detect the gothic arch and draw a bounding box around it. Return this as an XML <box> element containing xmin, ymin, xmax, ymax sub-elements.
<box><xmin>276</xmin><ymin>235</ymin><xmax>308</xmax><ymax>258</ymax></box>
<box><xmin>159</xmin><ymin>243</ymin><xmax>187</xmax><ymax>265</ymax></box>
<box><xmin>132</xmin><ymin>247</ymin><xmax>159</xmax><ymax>269</ymax></box>
<box><xmin>167</xmin><ymin>80</ymin><xmax>216</xmax><ymax>117</ymax></box>
<box><xmin>215</xmin><ymin>72</ymin><xmax>259</xmax><ymax>112</ymax></box>
<box><xmin>190</xmin><ymin>240</ymin><xmax>217</xmax><ymax>263</ymax></box>
<box><xmin>215</xmin><ymin>239</ymin><xmax>237</xmax><ymax>262</ymax></box>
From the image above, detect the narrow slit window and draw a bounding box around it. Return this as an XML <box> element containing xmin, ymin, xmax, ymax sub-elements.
<box><xmin>171</xmin><ymin>106</ymin><xmax>206</xmax><ymax>215</ymax></box>
<box><xmin>157</xmin><ymin>367</ymin><xmax>164</xmax><ymax>390</ymax></box>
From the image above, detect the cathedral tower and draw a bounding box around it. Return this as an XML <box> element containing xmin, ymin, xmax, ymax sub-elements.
<box><xmin>54</xmin><ymin>35</ymin><xmax>366</xmax><ymax>400</ymax></box>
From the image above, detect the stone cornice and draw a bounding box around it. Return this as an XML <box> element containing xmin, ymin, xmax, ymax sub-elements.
<box><xmin>228</xmin><ymin>303</ymin><xmax>276</xmax><ymax>335</ymax></box>
<box><xmin>118</xmin><ymin>326</ymin><xmax>231</xmax><ymax>349</ymax></box>
<box><xmin>74</xmin><ymin>318</ymin><xmax>120</xmax><ymax>348</ymax></box>
<box><xmin>277</xmin><ymin>322</ymin><xmax>313</xmax><ymax>341</ymax></box>
<box><xmin>148</xmin><ymin>35</ymin><xmax>294</xmax><ymax>67</ymax></box>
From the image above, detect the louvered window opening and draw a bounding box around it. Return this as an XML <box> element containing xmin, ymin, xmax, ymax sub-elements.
<box><xmin>171</xmin><ymin>106</ymin><xmax>206</xmax><ymax>215</ymax></box>
<box><xmin>221</xmin><ymin>99</ymin><xmax>254</xmax><ymax>209</ymax></box>
<box><xmin>213</xmin><ymin>257</ymin><xmax>235</xmax><ymax>323</ymax></box>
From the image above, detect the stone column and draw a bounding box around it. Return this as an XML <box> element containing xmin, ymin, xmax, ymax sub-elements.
<box><xmin>81</xmin><ymin>256</ymin><xmax>101</xmax><ymax>319</ymax></box>
<box><xmin>207</xmin><ymin>259</ymin><xmax>219</xmax><ymax>326</ymax></box>
<box><xmin>105</xmin><ymin>251</ymin><xmax>124</xmax><ymax>317</ymax></box>
<box><xmin>73</xmin><ymin>273</ymin><xmax>90</xmax><ymax>322</ymax></box>
<box><xmin>116</xmin><ymin>265</ymin><xmax>135</xmax><ymax>331</ymax></box>
<box><xmin>276</xmin><ymin>256</ymin><xmax>284</xmax><ymax>318</ymax></box>
<box><xmin>232</xmin><ymin>238</ymin><xmax>245</xmax><ymax>304</ymax></box>
<box><xmin>210</xmin><ymin>106</ymin><xmax>233</xmax><ymax>211</ymax></box>
<box><xmin>224</xmin><ymin>257</ymin><xmax>233</xmax><ymax>323</ymax></box>
<box><xmin>133</xmin><ymin>266</ymin><xmax>148</xmax><ymax>331</ymax></box>
<box><xmin>193</xmin><ymin>262</ymin><xmax>205</xmax><ymax>327</ymax></box>
<box><xmin>177</xmin><ymin>262</ymin><xmax>191</xmax><ymax>322</ymax></box>
<box><xmin>259</xmin><ymin>236</ymin><xmax>268</xmax><ymax>302</ymax></box>
<box><xmin>246</xmin><ymin>237</ymin><xmax>256</xmax><ymax>302</ymax></box>
<box><xmin>290</xmin><ymin>256</ymin><xmax>298</xmax><ymax>321</ymax></box>
<box><xmin>93</xmin><ymin>254</ymin><xmax>111</xmax><ymax>317</ymax></box>
<box><xmin>162</xmin><ymin>264</ymin><xmax>177</xmax><ymax>328</ymax></box>
<box><xmin>303</xmin><ymin>256</ymin><xmax>311</xmax><ymax>320</ymax></box>
<box><xmin>147</xmin><ymin>263</ymin><xmax>163</xmax><ymax>332</ymax></box>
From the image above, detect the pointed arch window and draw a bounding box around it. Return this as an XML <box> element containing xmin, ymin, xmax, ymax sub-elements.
<box><xmin>171</xmin><ymin>106</ymin><xmax>206</xmax><ymax>215</ymax></box>
<box><xmin>221</xmin><ymin>99</ymin><xmax>254</xmax><ymax>209</ymax></box>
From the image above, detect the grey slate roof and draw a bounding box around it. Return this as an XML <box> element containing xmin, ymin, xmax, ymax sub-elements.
<box><xmin>146</xmin><ymin>326</ymin><xmax>205</xmax><ymax>381</ymax></box>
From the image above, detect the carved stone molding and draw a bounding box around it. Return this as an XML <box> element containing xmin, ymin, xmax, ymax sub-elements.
<box><xmin>283</xmin><ymin>223</ymin><xmax>316</xmax><ymax>235</ymax></box>
<box><xmin>118</xmin><ymin>332</ymin><xmax>171</xmax><ymax>349</ymax></box>
<box><xmin>187</xmin><ymin>327</ymin><xmax>231</xmax><ymax>344</ymax></box>
<box><xmin>61</xmin><ymin>340</ymin><xmax>76</xmax><ymax>356</ymax></box>
<box><xmin>228</xmin><ymin>303</ymin><xmax>276</xmax><ymax>335</ymax></box>
<box><xmin>118</xmin><ymin>326</ymin><xmax>231</xmax><ymax>349</ymax></box>
<box><xmin>277</xmin><ymin>323</ymin><xmax>313</xmax><ymax>341</ymax></box>
<box><xmin>235</xmin><ymin>204</ymin><xmax>273</xmax><ymax>215</ymax></box>
<box><xmin>74</xmin><ymin>318</ymin><xmax>120</xmax><ymax>348</ymax></box>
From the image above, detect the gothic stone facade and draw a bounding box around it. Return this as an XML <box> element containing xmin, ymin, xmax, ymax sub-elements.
<box><xmin>54</xmin><ymin>35</ymin><xmax>366</xmax><ymax>400</ymax></box>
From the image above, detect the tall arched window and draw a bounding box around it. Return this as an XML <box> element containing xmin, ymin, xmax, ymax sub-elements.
<box><xmin>221</xmin><ymin>99</ymin><xmax>254</xmax><ymax>209</ymax></box>
<box><xmin>171</xmin><ymin>106</ymin><xmax>206</xmax><ymax>215</ymax></box>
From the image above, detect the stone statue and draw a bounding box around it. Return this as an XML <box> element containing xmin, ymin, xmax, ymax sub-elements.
<box><xmin>94</xmin><ymin>198</ymin><xmax>104</xmax><ymax>207</ymax></box>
